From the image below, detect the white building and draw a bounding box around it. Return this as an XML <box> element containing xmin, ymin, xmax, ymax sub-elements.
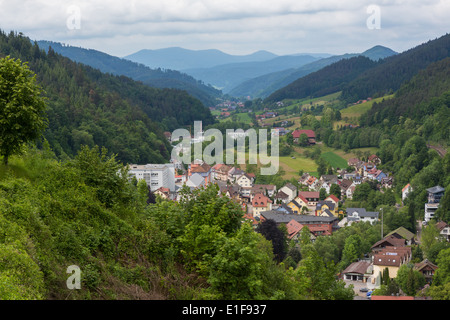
<box><xmin>128</xmin><ymin>164</ymin><xmax>175</xmax><ymax>192</ymax></box>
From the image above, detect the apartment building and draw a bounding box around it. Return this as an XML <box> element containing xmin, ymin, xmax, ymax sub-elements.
<box><xmin>128</xmin><ymin>164</ymin><xmax>175</xmax><ymax>192</ymax></box>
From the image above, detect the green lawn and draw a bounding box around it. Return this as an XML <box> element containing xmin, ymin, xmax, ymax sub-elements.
<box><xmin>340</xmin><ymin>95</ymin><xmax>394</xmax><ymax>120</ymax></box>
<box><xmin>220</xmin><ymin>112</ymin><xmax>253</xmax><ymax>124</ymax></box>
<box><xmin>320</xmin><ymin>151</ymin><xmax>348</xmax><ymax>169</ymax></box>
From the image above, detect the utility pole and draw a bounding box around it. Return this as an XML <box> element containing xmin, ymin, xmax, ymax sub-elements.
<box><xmin>380</xmin><ymin>207</ymin><xmax>383</xmax><ymax>239</ymax></box>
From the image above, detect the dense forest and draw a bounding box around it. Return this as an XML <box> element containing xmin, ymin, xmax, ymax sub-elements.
<box><xmin>340</xmin><ymin>33</ymin><xmax>450</xmax><ymax>103</ymax></box>
<box><xmin>265</xmin><ymin>56</ymin><xmax>379</xmax><ymax>103</ymax></box>
<box><xmin>266</xmin><ymin>33</ymin><xmax>450</xmax><ymax>105</ymax></box>
<box><xmin>36</xmin><ymin>41</ymin><xmax>223</xmax><ymax>108</ymax></box>
<box><xmin>0</xmin><ymin>30</ymin><xmax>215</xmax><ymax>164</ymax></box>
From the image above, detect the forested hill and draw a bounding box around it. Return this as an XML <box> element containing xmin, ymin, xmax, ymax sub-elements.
<box><xmin>361</xmin><ymin>57</ymin><xmax>450</xmax><ymax>142</ymax></box>
<box><xmin>36</xmin><ymin>40</ymin><xmax>222</xmax><ymax>107</ymax></box>
<box><xmin>265</xmin><ymin>34</ymin><xmax>450</xmax><ymax>104</ymax></box>
<box><xmin>0</xmin><ymin>30</ymin><xmax>215</xmax><ymax>163</ymax></box>
<box><xmin>265</xmin><ymin>56</ymin><xmax>379</xmax><ymax>103</ymax></box>
<box><xmin>340</xmin><ymin>33</ymin><xmax>450</xmax><ymax>103</ymax></box>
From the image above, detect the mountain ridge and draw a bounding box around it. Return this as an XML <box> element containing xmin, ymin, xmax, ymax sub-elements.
<box><xmin>230</xmin><ymin>45</ymin><xmax>397</xmax><ymax>98</ymax></box>
<box><xmin>36</xmin><ymin>41</ymin><xmax>222</xmax><ymax>107</ymax></box>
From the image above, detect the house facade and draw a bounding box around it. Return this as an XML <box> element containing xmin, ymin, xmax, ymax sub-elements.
<box><xmin>373</xmin><ymin>247</ymin><xmax>412</xmax><ymax>279</ymax></box>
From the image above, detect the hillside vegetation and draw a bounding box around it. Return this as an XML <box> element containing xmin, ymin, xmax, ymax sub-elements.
<box><xmin>0</xmin><ymin>30</ymin><xmax>215</xmax><ymax>163</ymax></box>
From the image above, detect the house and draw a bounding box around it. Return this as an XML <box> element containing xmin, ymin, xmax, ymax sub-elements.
<box><xmin>346</xmin><ymin>208</ymin><xmax>379</xmax><ymax>225</ymax></box>
<box><xmin>436</xmin><ymin>221</ymin><xmax>450</xmax><ymax>242</ymax></box>
<box><xmin>286</xmin><ymin>219</ymin><xmax>303</xmax><ymax>240</ymax></box>
<box><xmin>292</xmin><ymin>194</ymin><xmax>310</xmax><ymax>213</ymax></box>
<box><xmin>274</xmin><ymin>190</ymin><xmax>290</xmax><ymax>204</ymax></box>
<box><xmin>185</xmin><ymin>173</ymin><xmax>206</xmax><ymax>189</ymax></box>
<box><xmin>325</xmin><ymin>194</ymin><xmax>340</xmax><ymax>207</ymax></box>
<box><xmin>211</xmin><ymin>163</ymin><xmax>232</xmax><ymax>182</ymax></box>
<box><xmin>236</xmin><ymin>173</ymin><xmax>254</xmax><ymax>189</ymax></box>
<box><xmin>298</xmin><ymin>191</ymin><xmax>320</xmax><ymax>207</ymax></box>
<box><xmin>347</xmin><ymin>158</ymin><xmax>361</xmax><ymax>168</ymax></box>
<box><xmin>341</xmin><ymin>260</ymin><xmax>372</xmax><ymax>282</ymax></box>
<box><xmin>402</xmin><ymin>184</ymin><xmax>412</xmax><ymax>201</ymax></box>
<box><xmin>189</xmin><ymin>162</ymin><xmax>212</xmax><ymax>185</ymax></box>
<box><xmin>373</xmin><ymin>246</ymin><xmax>412</xmax><ymax>279</ymax></box>
<box><xmin>154</xmin><ymin>187</ymin><xmax>171</xmax><ymax>200</ymax></box>
<box><xmin>286</xmin><ymin>219</ymin><xmax>316</xmax><ymax>242</ymax></box>
<box><xmin>279</xmin><ymin>183</ymin><xmax>297</xmax><ymax>202</ymax></box>
<box><xmin>425</xmin><ymin>185</ymin><xmax>445</xmax><ymax>222</ymax></box>
<box><xmin>287</xmin><ymin>199</ymin><xmax>303</xmax><ymax>214</ymax></box>
<box><xmin>385</xmin><ymin>227</ymin><xmax>416</xmax><ymax>246</ymax></box>
<box><xmin>252</xmin><ymin>184</ymin><xmax>277</xmax><ymax>198</ymax></box>
<box><xmin>275</xmin><ymin>203</ymin><xmax>294</xmax><ymax>214</ymax></box>
<box><xmin>292</xmin><ymin>129</ymin><xmax>316</xmax><ymax>145</ymax></box>
<box><xmin>346</xmin><ymin>185</ymin><xmax>356</xmax><ymax>200</ymax></box>
<box><xmin>374</xmin><ymin>170</ymin><xmax>387</xmax><ymax>182</ymax></box>
<box><xmin>228</xmin><ymin>167</ymin><xmax>245</xmax><ymax>183</ymax></box>
<box><xmin>339</xmin><ymin>179</ymin><xmax>353</xmax><ymax>194</ymax></box>
<box><xmin>252</xmin><ymin>193</ymin><xmax>273</xmax><ymax>218</ymax></box>
<box><xmin>260</xmin><ymin>211</ymin><xmax>340</xmax><ymax>236</ymax></box>
<box><xmin>315</xmin><ymin>201</ymin><xmax>336</xmax><ymax>217</ymax></box>
<box><xmin>371</xmin><ymin>235</ymin><xmax>406</xmax><ymax>253</ymax></box>
<box><xmin>414</xmin><ymin>259</ymin><xmax>438</xmax><ymax>284</ymax></box>
<box><xmin>368</xmin><ymin>154</ymin><xmax>381</xmax><ymax>165</ymax></box>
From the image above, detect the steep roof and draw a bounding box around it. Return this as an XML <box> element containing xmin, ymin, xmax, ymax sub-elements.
<box><xmin>252</xmin><ymin>193</ymin><xmax>272</xmax><ymax>207</ymax></box>
<box><xmin>286</xmin><ymin>219</ymin><xmax>304</xmax><ymax>239</ymax></box>
<box><xmin>386</xmin><ymin>226</ymin><xmax>415</xmax><ymax>241</ymax></box>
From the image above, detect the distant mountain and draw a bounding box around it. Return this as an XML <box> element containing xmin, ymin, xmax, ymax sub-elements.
<box><xmin>123</xmin><ymin>47</ymin><xmax>278</xmax><ymax>70</ymax></box>
<box><xmin>183</xmin><ymin>54</ymin><xmax>320</xmax><ymax>93</ymax></box>
<box><xmin>36</xmin><ymin>41</ymin><xmax>222</xmax><ymax>107</ymax></box>
<box><xmin>230</xmin><ymin>46</ymin><xmax>397</xmax><ymax>98</ymax></box>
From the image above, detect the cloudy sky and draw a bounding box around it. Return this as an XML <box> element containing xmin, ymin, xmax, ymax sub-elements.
<box><xmin>0</xmin><ymin>0</ymin><xmax>449</xmax><ymax>57</ymax></box>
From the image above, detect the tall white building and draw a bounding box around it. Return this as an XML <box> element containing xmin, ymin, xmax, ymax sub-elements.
<box><xmin>128</xmin><ymin>164</ymin><xmax>175</xmax><ymax>192</ymax></box>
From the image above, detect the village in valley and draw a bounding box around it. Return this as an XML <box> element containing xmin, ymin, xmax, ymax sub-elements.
<box><xmin>127</xmin><ymin>107</ymin><xmax>449</xmax><ymax>299</ymax></box>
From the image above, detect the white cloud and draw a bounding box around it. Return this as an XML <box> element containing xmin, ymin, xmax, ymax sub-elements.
<box><xmin>0</xmin><ymin>0</ymin><xmax>448</xmax><ymax>56</ymax></box>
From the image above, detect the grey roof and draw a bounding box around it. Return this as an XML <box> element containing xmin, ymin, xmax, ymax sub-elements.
<box><xmin>346</xmin><ymin>208</ymin><xmax>379</xmax><ymax>218</ymax></box>
<box><xmin>426</xmin><ymin>185</ymin><xmax>445</xmax><ymax>194</ymax></box>
<box><xmin>187</xmin><ymin>173</ymin><xmax>205</xmax><ymax>187</ymax></box>
<box><xmin>261</xmin><ymin>211</ymin><xmax>338</xmax><ymax>224</ymax></box>
<box><xmin>283</xmin><ymin>182</ymin><xmax>297</xmax><ymax>191</ymax></box>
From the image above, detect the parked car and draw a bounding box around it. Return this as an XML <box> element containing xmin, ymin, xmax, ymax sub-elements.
<box><xmin>359</xmin><ymin>287</ymin><xmax>369</xmax><ymax>292</ymax></box>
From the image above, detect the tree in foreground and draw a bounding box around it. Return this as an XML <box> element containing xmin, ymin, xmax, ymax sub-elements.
<box><xmin>0</xmin><ymin>56</ymin><xmax>47</xmax><ymax>165</ymax></box>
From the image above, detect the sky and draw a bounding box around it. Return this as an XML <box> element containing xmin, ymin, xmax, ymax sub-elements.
<box><xmin>0</xmin><ymin>0</ymin><xmax>449</xmax><ymax>58</ymax></box>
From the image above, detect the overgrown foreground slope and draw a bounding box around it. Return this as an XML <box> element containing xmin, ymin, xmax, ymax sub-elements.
<box><xmin>0</xmin><ymin>146</ymin><xmax>355</xmax><ymax>300</ymax></box>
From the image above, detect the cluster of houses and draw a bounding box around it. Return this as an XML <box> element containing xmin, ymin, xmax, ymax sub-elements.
<box><xmin>297</xmin><ymin>154</ymin><xmax>393</xmax><ymax>201</ymax></box>
<box><xmin>128</xmin><ymin>155</ymin><xmax>449</xmax><ymax>296</ymax></box>
<box><xmin>127</xmin><ymin>154</ymin><xmax>389</xmax><ymax>242</ymax></box>
<box><xmin>340</xmin><ymin>224</ymin><xmax>449</xmax><ymax>292</ymax></box>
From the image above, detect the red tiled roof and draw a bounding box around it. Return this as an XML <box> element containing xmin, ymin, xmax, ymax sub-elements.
<box><xmin>292</xmin><ymin>129</ymin><xmax>316</xmax><ymax>139</ymax></box>
<box><xmin>326</xmin><ymin>194</ymin><xmax>339</xmax><ymax>203</ymax></box>
<box><xmin>298</xmin><ymin>191</ymin><xmax>320</xmax><ymax>200</ymax></box>
<box><xmin>286</xmin><ymin>219</ymin><xmax>304</xmax><ymax>239</ymax></box>
<box><xmin>252</xmin><ymin>193</ymin><xmax>272</xmax><ymax>207</ymax></box>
